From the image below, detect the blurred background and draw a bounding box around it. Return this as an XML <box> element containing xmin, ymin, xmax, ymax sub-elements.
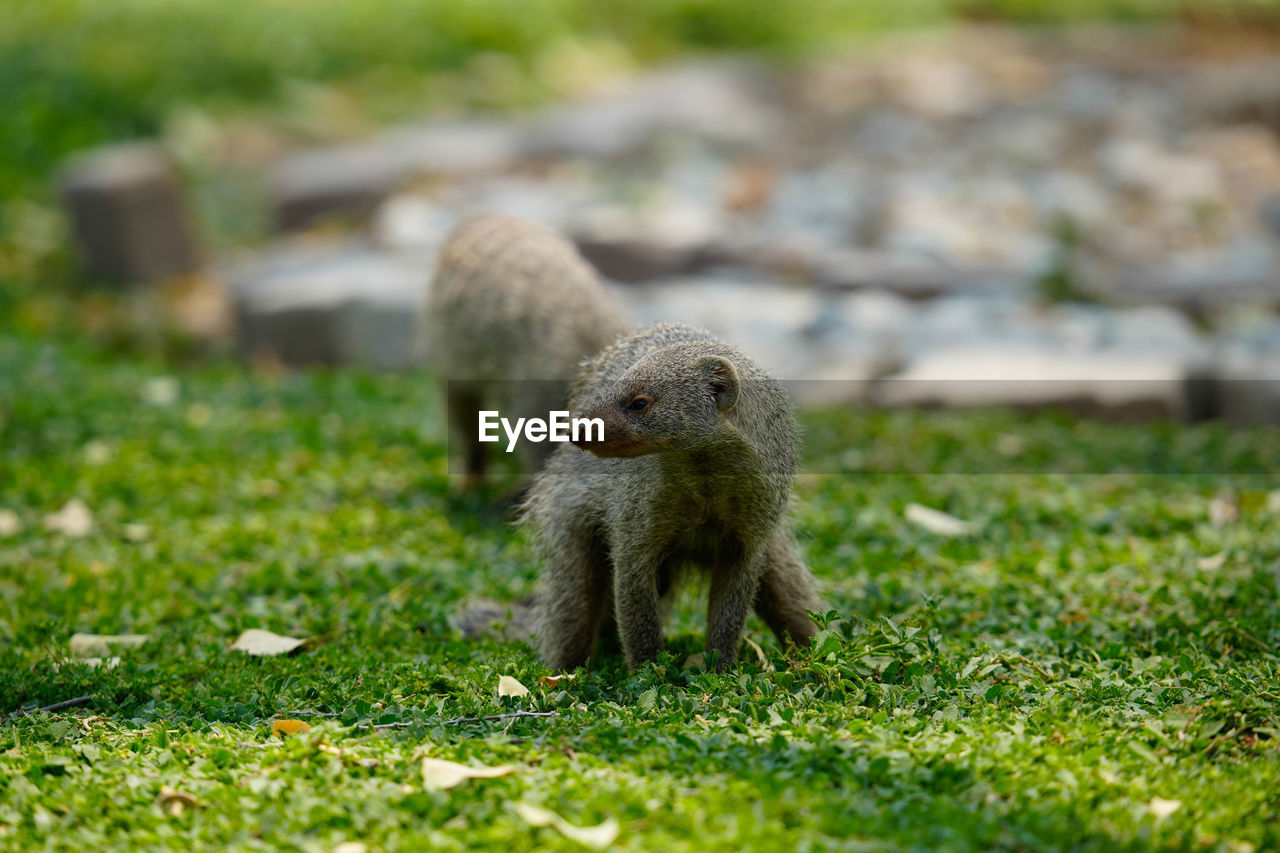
<box><xmin>5</xmin><ymin>0</ymin><xmax>1280</xmax><ymax>425</ymax></box>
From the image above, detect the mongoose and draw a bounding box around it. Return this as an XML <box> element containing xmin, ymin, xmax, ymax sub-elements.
<box><xmin>424</xmin><ymin>214</ymin><xmax>629</xmax><ymax>483</ymax></box>
<box><xmin>520</xmin><ymin>322</ymin><xmax>824</xmax><ymax>671</ymax></box>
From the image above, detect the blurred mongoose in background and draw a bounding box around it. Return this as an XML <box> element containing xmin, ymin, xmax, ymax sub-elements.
<box><xmin>424</xmin><ymin>214</ymin><xmax>629</xmax><ymax>484</ymax></box>
<box><xmin>520</xmin><ymin>322</ymin><xmax>824</xmax><ymax>671</ymax></box>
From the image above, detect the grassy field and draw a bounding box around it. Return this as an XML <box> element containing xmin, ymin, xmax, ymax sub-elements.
<box><xmin>4</xmin><ymin>0</ymin><xmax>1278</xmax><ymax>203</ymax></box>
<box><xmin>2</xmin><ymin>333</ymin><xmax>1278</xmax><ymax>850</ymax></box>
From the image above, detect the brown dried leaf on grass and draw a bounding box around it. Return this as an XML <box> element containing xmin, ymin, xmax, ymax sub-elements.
<box><xmin>69</xmin><ymin>633</ymin><xmax>147</xmax><ymax>657</ymax></box>
<box><xmin>44</xmin><ymin>499</ymin><xmax>93</xmax><ymax>537</ymax></box>
<box><xmin>422</xmin><ymin>757</ymin><xmax>518</xmax><ymax>791</ymax></box>
<box><xmin>498</xmin><ymin>675</ymin><xmax>529</xmax><ymax>697</ymax></box>
<box><xmin>904</xmin><ymin>503</ymin><xmax>978</xmax><ymax>537</ymax></box>
<box><xmin>513</xmin><ymin>802</ymin><xmax>620</xmax><ymax>849</ymax></box>
<box><xmin>271</xmin><ymin>719</ymin><xmax>312</xmax><ymax>736</ymax></box>
<box><xmin>157</xmin><ymin>785</ymin><xmax>200</xmax><ymax>816</ymax></box>
<box><xmin>231</xmin><ymin>629</ymin><xmax>307</xmax><ymax>656</ymax></box>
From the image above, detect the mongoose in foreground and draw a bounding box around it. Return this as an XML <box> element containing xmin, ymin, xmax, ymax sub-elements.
<box><xmin>520</xmin><ymin>322</ymin><xmax>825</xmax><ymax>671</ymax></box>
<box><xmin>424</xmin><ymin>214</ymin><xmax>629</xmax><ymax>483</ymax></box>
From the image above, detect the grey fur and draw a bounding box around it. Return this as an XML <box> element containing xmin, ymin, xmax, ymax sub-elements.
<box><xmin>424</xmin><ymin>214</ymin><xmax>629</xmax><ymax>482</ymax></box>
<box><xmin>521</xmin><ymin>322</ymin><xmax>825</xmax><ymax>672</ymax></box>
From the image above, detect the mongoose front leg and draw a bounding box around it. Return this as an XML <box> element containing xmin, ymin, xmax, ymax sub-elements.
<box><xmin>613</xmin><ymin>557</ymin><xmax>664</xmax><ymax>669</ymax></box>
<box><xmin>537</xmin><ymin>530</ymin><xmax>611</xmax><ymax>672</ymax></box>
<box><xmin>754</xmin><ymin>529</ymin><xmax>823</xmax><ymax>650</ymax></box>
<box><xmin>706</xmin><ymin>552</ymin><xmax>767</xmax><ymax>671</ymax></box>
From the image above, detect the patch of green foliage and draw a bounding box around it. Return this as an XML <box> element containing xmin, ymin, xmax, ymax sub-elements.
<box><xmin>4</xmin><ymin>0</ymin><xmax>1278</xmax><ymax>205</ymax></box>
<box><xmin>1</xmin><ymin>334</ymin><xmax>1278</xmax><ymax>850</ymax></box>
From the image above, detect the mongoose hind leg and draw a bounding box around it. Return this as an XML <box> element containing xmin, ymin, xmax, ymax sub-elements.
<box><xmin>754</xmin><ymin>529</ymin><xmax>823</xmax><ymax>651</ymax></box>
<box><xmin>446</xmin><ymin>383</ymin><xmax>487</xmax><ymax>487</ymax></box>
<box><xmin>537</xmin><ymin>528</ymin><xmax>612</xmax><ymax>672</ymax></box>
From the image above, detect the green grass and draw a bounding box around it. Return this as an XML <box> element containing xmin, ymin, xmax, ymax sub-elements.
<box><xmin>1</xmin><ymin>333</ymin><xmax>1278</xmax><ymax>850</ymax></box>
<box><xmin>3</xmin><ymin>0</ymin><xmax>1277</xmax><ymax>205</ymax></box>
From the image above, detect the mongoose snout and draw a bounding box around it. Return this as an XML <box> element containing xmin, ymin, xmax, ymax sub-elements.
<box><xmin>569</xmin><ymin>401</ymin><xmax>654</xmax><ymax>458</ymax></box>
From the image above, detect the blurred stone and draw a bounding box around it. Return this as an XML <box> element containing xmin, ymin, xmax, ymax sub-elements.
<box><xmin>61</xmin><ymin>143</ymin><xmax>200</xmax><ymax>284</ymax></box>
<box><xmin>1098</xmin><ymin>136</ymin><xmax>1221</xmax><ymax>204</ymax></box>
<box><xmin>371</xmin><ymin>195</ymin><xmax>460</xmax><ymax>257</ymax></box>
<box><xmin>380</xmin><ymin>119</ymin><xmax>523</xmax><ymax>176</ymax></box>
<box><xmin>613</xmin><ymin>277</ymin><xmax>889</xmax><ymax>405</ymax></box>
<box><xmin>1187</xmin><ymin>124</ymin><xmax>1280</xmax><ymax>207</ymax></box>
<box><xmin>879</xmin><ymin>57</ymin><xmax>989</xmax><ymax>120</ymax></box>
<box><xmin>1086</xmin><ymin>242</ymin><xmax>1280</xmax><ymax>310</ymax></box>
<box><xmin>575</xmin><ymin>235</ymin><xmax>706</xmax><ymax>283</ymax></box>
<box><xmin>1054</xmin><ymin>68</ymin><xmax>1121</xmax><ymax>121</ymax></box>
<box><xmin>876</xmin><ymin>344</ymin><xmax>1194</xmax><ymax>419</ymax></box>
<box><xmin>229</xmin><ymin>245</ymin><xmax>427</xmax><ymax>368</ymax></box>
<box><xmin>761</xmin><ymin>166</ymin><xmax>868</xmax><ymax>246</ymax></box>
<box><xmin>271</xmin><ymin>144</ymin><xmax>399</xmax><ymax>232</ymax></box>
<box><xmin>1186</xmin><ymin>57</ymin><xmax>1280</xmax><ymax>132</ymax></box>
<box><xmin>810</xmin><ymin>248</ymin><xmax>1021</xmax><ymax>300</ymax></box>
<box><xmin>522</xmin><ymin>63</ymin><xmax>777</xmax><ymax>159</ymax></box>
<box><xmin>571</xmin><ymin>199</ymin><xmax>723</xmax><ymax>282</ymax></box>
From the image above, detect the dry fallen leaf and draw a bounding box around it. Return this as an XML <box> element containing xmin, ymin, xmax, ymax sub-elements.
<box><xmin>82</xmin><ymin>440</ymin><xmax>113</xmax><ymax>465</ymax></box>
<box><xmin>1147</xmin><ymin>798</ymin><xmax>1181</xmax><ymax>819</ymax></box>
<box><xmin>742</xmin><ymin>635</ymin><xmax>774</xmax><ymax>671</ymax></box>
<box><xmin>44</xmin><ymin>499</ymin><xmax>94</xmax><ymax>537</ymax></box>
<box><xmin>513</xmin><ymin>802</ymin><xmax>620</xmax><ymax>849</ymax></box>
<box><xmin>421</xmin><ymin>757</ymin><xmax>517</xmax><ymax>791</ymax></box>
<box><xmin>1209</xmin><ymin>494</ymin><xmax>1239</xmax><ymax>526</ymax></box>
<box><xmin>539</xmin><ymin>673</ymin><xmax>576</xmax><ymax>688</ymax></box>
<box><xmin>231</xmin><ymin>629</ymin><xmax>306</xmax><ymax>656</ymax></box>
<box><xmin>0</xmin><ymin>509</ymin><xmax>22</xmax><ymax>537</ymax></box>
<box><xmin>1198</xmin><ymin>552</ymin><xmax>1227</xmax><ymax>572</ymax></box>
<box><xmin>683</xmin><ymin>652</ymin><xmax>706</xmax><ymax>670</ymax></box>
<box><xmin>158</xmin><ymin>785</ymin><xmax>199</xmax><ymax>816</ymax></box>
<box><xmin>498</xmin><ymin>675</ymin><xmax>530</xmax><ymax>697</ymax></box>
<box><xmin>141</xmin><ymin>376</ymin><xmax>181</xmax><ymax>406</ymax></box>
<box><xmin>271</xmin><ymin>719</ymin><xmax>312</xmax><ymax>737</ymax></box>
<box><xmin>69</xmin><ymin>633</ymin><xmax>148</xmax><ymax>658</ymax></box>
<box><xmin>332</xmin><ymin>843</ymin><xmax>368</xmax><ymax>853</ymax></box>
<box><xmin>904</xmin><ymin>503</ymin><xmax>978</xmax><ymax>537</ymax></box>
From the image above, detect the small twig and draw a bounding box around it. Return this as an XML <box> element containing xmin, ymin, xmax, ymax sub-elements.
<box><xmin>283</xmin><ymin>710</ymin><xmax>343</xmax><ymax>718</ymax></box>
<box><xmin>362</xmin><ymin>710</ymin><xmax>557</xmax><ymax>730</ymax></box>
<box><xmin>3</xmin><ymin>695</ymin><xmax>92</xmax><ymax>724</ymax></box>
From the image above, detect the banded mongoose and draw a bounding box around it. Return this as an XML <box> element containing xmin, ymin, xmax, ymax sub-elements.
<box><xmin>521</xmin><ymin>322</ymin><xmax>825</xmax><ymax>671</ymax></box>
<box><xmin>424</xmin><ymin>214</ymin><xmax>629</xmax><ymax>483</ymax></box>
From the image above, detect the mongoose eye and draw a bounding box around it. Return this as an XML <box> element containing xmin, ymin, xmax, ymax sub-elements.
<box><xmin>625</xmin><ymin>395</ymin><xmax>652</xmax><ymax>413</ymax></box>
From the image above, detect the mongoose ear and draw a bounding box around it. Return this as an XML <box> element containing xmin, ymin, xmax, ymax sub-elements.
<box><xmin>698</xmin><ymin>356</ymin><xmax>739</xmax><ymax>413</ymax></box>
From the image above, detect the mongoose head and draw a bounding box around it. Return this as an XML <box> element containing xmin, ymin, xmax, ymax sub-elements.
<box><xmin>571</xmin><ymin>347</ymin><xmax>740</xmax><ymax>458</ymax></box>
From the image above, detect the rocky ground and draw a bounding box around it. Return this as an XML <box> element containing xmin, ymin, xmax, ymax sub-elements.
<box><xmin>66</xmin><ymin>26</ymin><xmax>1280</xmax><ymax>421</ymax></box>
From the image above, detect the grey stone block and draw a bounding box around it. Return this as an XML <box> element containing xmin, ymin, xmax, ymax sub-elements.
<box><xmin>229</xmin><ymin>245</ymin><xmax>428</xmax><ymax>369</ymax></box>
<box><xmin>271</xmin><ymin>145</ymin><xmax>399</xmax><ymax>232</ymax></box>
<box><xmin>272</xmin><ymin>120</ymin><xmax>524</xmax><ymax>233</ymax></box>
<box><xmin>874</xmin><ymin>344</ymin><xmax>1197</xmax><ymax>420</ymax></box>
<box><xmin>522</xmin><ymin>63</ymin><xmax>777</xmax><ymax>160</ymax></box>
<box><xmin>61</xmin><ymin>143</ymin><xmax>200</xmax><ymax>284</ymax></box>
